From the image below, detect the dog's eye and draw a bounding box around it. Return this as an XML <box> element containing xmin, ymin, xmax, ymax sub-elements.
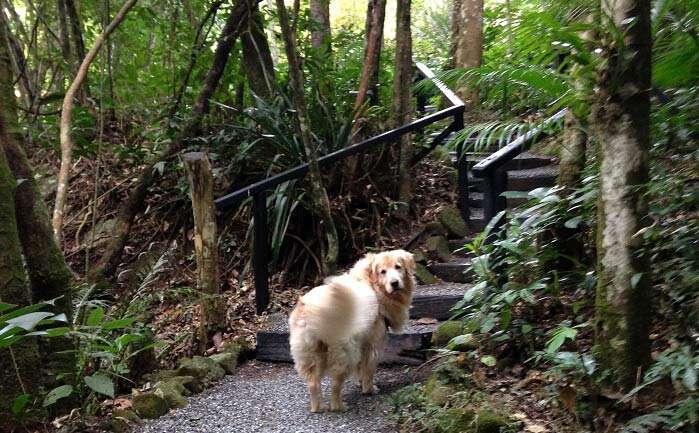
<box><xmin>395</xmin><ymin>264</ymin><xmax>402</xmax><ymax>270</ymax></box>
<box><xmin>380</xmin><ymin>269</ymin><xmax>387</xmax><ymax>274</ymax></box>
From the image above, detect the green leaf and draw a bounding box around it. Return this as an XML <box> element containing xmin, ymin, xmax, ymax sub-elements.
<box><xmin>86</xmin><ymin>307</ymin><xmax>105</xmax><ymax>326</ymax></box>
<box><xmin>101</xmin><ymin>317</ymin><xmax>136</xmax><ymax>330</ymax></box>
<box><xmin>11</xmin><ymin>394</ymin><xmax>30</xmax><ymax>416</ymax></box>
<box><xmin>6</xmin><ymin>312</ymin><xmax>55</xmax><ymax>331</ymax></box>
<box><xmin>481</xmin><ymin>355</ymin><xmax>497</xmax><ymax>367</ymax></box>
<box><xmin>521</xmin><ymin>324</ymin><xmax>533</xmax><ymax>334</ymax></box>
<box><xmin>84</xmin><ymin>373</ymin><xmax>115</xmax><ymax>398</ymax></box>
<box><xmin>0</xmin><ymin>302</ymin><xmax>16</xmax><ymax>314</ymax></box>
<box><xmin>630</xmin><ymin>273</ymin><xmax>643</xmax><ymax>289</ymax></box>
<box><xmin>682</xmin><ymin>367</ymin><xmax>697</xmax><ymax>391</ymax></box>
<box><xmin>564</xmin><ymin>215</ymin><xmax>583</xmax><ymax>229</ymax></box>
<box><xmin>43</xmin><ymin>385</ymin><xmax>73</xmax><ymax>407</ymax></box>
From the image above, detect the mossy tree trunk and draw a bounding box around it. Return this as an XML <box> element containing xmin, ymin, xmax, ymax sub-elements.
<box><xmin>275</xmin><ymin>0</ymin><xmax>339</xmax><ymax>274</ymax></box>
<box><xmin>453</xmin><ymin>0</ymin><xmax>483</xmax><ymax>109</ymax></box>
<box><xmin>0</xmin><ymin>117</ymin><xmax>42</xmax><ymax>418</ymax></box>
<box><xmin>591</xmin><ymin>0</ymin><xmax>652</xmax><ymax>390</ymax></box>
<box><xmin>309</xmin><ymin>0</ymin><xmax>331</xmax><ymax>54</ymax></box>
<box><xmin>394</xmin><ymin>0</ymin><xmax>413</xmax><ymax>219</ymax></box>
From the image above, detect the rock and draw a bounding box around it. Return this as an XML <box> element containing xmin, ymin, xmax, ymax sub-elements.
<box><xmin>209</xmin><ymin>352</ymin><xmax>238</xmax><ymax>374</ymax></box>
<box><xmin>438</xmin><ymin>207</ymin><xmax>469</xmax><ymax>238</ymax></box>
<box><xmin>425</xmin><ymin>235</ymin><xmax>452</xmax><ymax>262</ymax></box>
<box><xmin>132</xmin><ymin>393</ymin><xmax>168</xmax><ymax>419</ymax></box>
<box><xmin>431</xmin><ymin>321</ymin><xmax>463</xmax><ymax>346</ymax></box>
<box><xmin>436</xmin><ymin>408</ymin><xmax>510</xmax><ymax>433</ymax></box>
<box><xmin>411</xmin><ymin>249</ymin><xmax>427</xmax><ymax>264</ymax></box>
<box><xmin>113</xmin><ymin>408</ymin><xmax>141</xmax><ymax>424</ymax></box>
<box><xmin>447</xmin><ymin>333</ymin><xmax>479</xmax><ymax>351</ymax></box>
<box><xmin>415</xmin><ymin>263</ymin><xmax>439</xmax><ymax>284</ymax></box>
<box><xmin>424</xmin><ymin>221</ymin><xmax>448</xmax><ymax>236</ymax></box>
<box><xmin>472</xmin><ymin>410</ymin><xmax>511</xmax><ymax>433</ymax></box>
<box><xmin>143</xmin><ymin>369</ymin><xmax>178</xmax><ymax>384</ymax></box>
<box><xmin>100</xmin><ymin>418</ymin><xmax>130</xmax><ymax>433</ymax></box>
<box><xmin>176</xmin><ymin>356</ymin><xmax>225</xmax><ymax>388</ymax></box>
<box><xmin>154</xmin><ymin>378</ymin><xmax>189</xmax><ymax>409</ymax></box>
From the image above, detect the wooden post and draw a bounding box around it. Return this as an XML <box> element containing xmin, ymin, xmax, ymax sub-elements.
<box><xmin>183</xmin><ymin>152</ymin><xmax>225</xmax><ymax>352</ymax></box>
<box><xmin>252</xmin><ymin>192</ymin><xmax>270</xmax><ymax>314</ymax></box>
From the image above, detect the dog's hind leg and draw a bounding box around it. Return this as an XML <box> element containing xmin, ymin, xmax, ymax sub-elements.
<box><xmin>330</xmin><ymin>371</ymin><xmax>348</xmax><ymax>412</ymax></box>
<box><xmin>307</xmin><ymin>362</ymin><xmax>326</xmax><ymax>413</ymax></box>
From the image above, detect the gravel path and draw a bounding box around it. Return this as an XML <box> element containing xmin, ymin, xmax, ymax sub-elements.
<box><xmin>138</xmin><ymin>361</ymin><xmax>423</xmax><ymax>433</ymax></box>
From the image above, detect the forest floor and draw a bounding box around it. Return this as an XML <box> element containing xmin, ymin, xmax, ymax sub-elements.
<box><xmin>136</xmin><ymin>362</ymin><xmax>423</xmax><ymax>433</ymax></box>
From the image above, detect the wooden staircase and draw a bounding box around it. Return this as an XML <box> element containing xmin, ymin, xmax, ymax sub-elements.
<box><xmin>255</xmin><ymin>152</ymin><xmax>558</xmax><ymax>365</ymax></box>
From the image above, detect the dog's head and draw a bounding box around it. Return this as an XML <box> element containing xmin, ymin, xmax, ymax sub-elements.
<box><xmin>352</xmin><ymin>249</ymin><xmax>415</xmax><ymax>295</ymax></box>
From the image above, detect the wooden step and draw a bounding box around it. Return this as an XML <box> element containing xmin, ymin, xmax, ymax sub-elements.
<box><xmin>428</xmin><ymin>258</ymin><xmax>472</xmax><ymax>283</ymax></box>
<box><xmin>256</xmin><ymin>313</ymin><xmax>437</xmax><ymax>365</ymax></box>
<box><xmin>411</xmin><ymin>283</ymin><xmax>471</xmax><ymax>320</ymax></box>
<box><xmin>467</xmin><ymin>165</ymin><xmax>558</xmax><ymax>192</ymax></box>
<box><xmin>448</xmin><ymin>238</ymin><xmax>472</xmax><ymax>256</ymax></box>
<box><xmin>467</xmin><ymin>191</ymin><xmax>529</xmax><ymax>208</ymax></box>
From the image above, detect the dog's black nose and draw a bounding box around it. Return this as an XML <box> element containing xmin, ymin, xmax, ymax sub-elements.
<box><xmin>391</xmin><ymin>280</ymin><xmax>400</xmax><ymax>290</ymax></box>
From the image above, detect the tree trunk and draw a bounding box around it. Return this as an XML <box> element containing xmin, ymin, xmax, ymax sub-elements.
<box><xmin>53</xmin><ymin>0</ymin><xmax>139</xmax><ymax>245</ymax></box>
<box><xmin>309</xmin><ymin>0</ymin><xmax>331</xmax><ymax>53</ymax></box>
<box><xmin>89</xmin><ymin>0</ymin><xmax>259</xmax><ymax>284</ymax></box>
<box><xmin>183</xmin><ymin>152</ymin><xmax>225</xmax><ymax>352</ymax></box>
<box><xmin>241</xmin><ymin>4</ymin><xmax>276</xmax><ymax>99</ymax></box>
<box><xmin>558</xmin><ymin>110</ymin><xmax>587</xmax><ymax>193</ymax></box>
<box><xmin>275</xmin><ymin>0</ymin><xmax>339</xmax><ymax>274</ymax></box>
<box><xmin>0</xmin><ymin>27</ymin><xmax>73</xmax><ymax>315</ymax></box>
<box><xmin>0</xmin><ymin>115</ymin><xmax>41</xmax><ymax>421</ymax></box>
<box><xmin>453</xmin><ymin>0</ymin><xmax>483</xmax><ymax>108</ymax></box>
<box><xmin>447</xmin><ymin>0</ymin><xmax>462</xmax><ymax>70</ymax></box>
<box><xmin>64</xmin><ymin>0</ymin><xmax>90</xmax><ymax>101</ymax></box>
<box><xmin>592</xmin><ymin>0</ymin><xmax>652</xmax><ymax>390</ymax></box>
<box><xmin>394</xmin><ymin>0</ymin><xmax>413</xmax><ymax>219</ymax></box>
<box><xmin>354</xmin><ymin>0</ymin><xmax>386</xmax><ymax>112</ymax></box>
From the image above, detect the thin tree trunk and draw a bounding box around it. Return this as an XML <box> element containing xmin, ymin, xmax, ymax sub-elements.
<box><xmin>394</xmin><ymin>0</ymin><xmax>412</xmax><ymax>219</ymax></box>
<box><xmin>275</xmin><ymin>0</ymin><xmax>339</xmax><ymax>274</ymax></box>
<box><xmin>89</xmin><ymin>0</ymin><xmax>259</xmax><ymax>284</ymax></box>
<box><xmin>241</xmin><ymin>4</ymin><xmax>276</xmax><ymax>99</ymax></box>
<box><xmin>309</xmin><ymin>0</ymin><xmax>331</xmax><ymax>53</ymax></box>
<box><xmin>453</xmin><ymin>0</ymin><xmax>483</xmax><ymax>108</ymax></box>
<box><xmin>64</xmin><ymin>0</ymin><xmax>90</xmax><ymax>101</ymax></box>
<box><xmin>0</xmin><ymin>7</ymin><xmax>34</xmax><ymax>107</ymax></box>
<box><xmin>183</xmin><ymin>152</ymin><xmax>224</xmax><ymax>352</ymax></box>
<box><xmin>592</xmin><ymin>0</ymin><xmax>652</xmax><ymax>390</ymax></box>
<box><xmin>57</xmin><ymin>0</ymin><xmax>72</xmax><ymax>84</ymax></box>
<box><xmin>53</xmin><ymin>0</ymin><xmax>139</xmax><ymax>244</ymax></box>
<box><xmin>558</xmin><ymin>110</ymin><xmax>587</xmax><ymax>193</ymax></box>
<box><xmin>354</xmin><ymin>0</ymin><xmax>386</xmax><ymax>113</ymax></box>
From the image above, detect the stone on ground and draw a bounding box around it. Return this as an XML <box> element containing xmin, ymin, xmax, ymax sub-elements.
<box><xmin>415</xmin><ymin>263</ymin><xmax>439</xmax><ymax>284</ymax></box>
<box><xmin>438</xmin><ymin>206</ymin><xmax>469</xmax><ymax>238</ymax></box>
<box><xmin>154</xmin><ymin>377</ymin><xmax>191</xmax><ymax>409</ymax></box>
<box><xmin>176</xmin><ymin>356</ymin><xmax>225</xmax><ymax>388</ymax></box>
<box><xmin>425</xmin><ymin>235</ymin><xmax>452</xmax><ymax>262</ymax></box>
<box><xmin>132</xmin><ymin>393</ymin><xmax>169</xmax><ymax>419</ymax></box>
<box><xmin>431</xmin><ymin>320</ymin><xmax>463</xmax><ymax>346</ymax></box>
<box><xmin>447</xmin><ymin>333</ymin><xmax>479</xmax><ymax>351</ymax></box>
<box><xmin>209</xmin><ymin>352</ymin><xmax>238</xmax><ymax>374</ymax></box>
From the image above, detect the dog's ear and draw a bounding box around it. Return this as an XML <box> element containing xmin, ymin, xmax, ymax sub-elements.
<box><xmin>394</xmin><ymin>250</ymin><xmax>415</xmax><ymax>275</ymax></box>
<box><xmin>350</xmin><ymin>253</ymin><xmax>376</xmax><ymax>282</ymax></box>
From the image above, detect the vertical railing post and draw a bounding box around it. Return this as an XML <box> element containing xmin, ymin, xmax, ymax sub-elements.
<box><xmin>453</xmin><ymin>108</ymin><xmax>470</xmax><ymax>224</ymax></box>
<box><xmin>481</xmin><ymin>167</ymin><xmax>507</xmax><ymax>243</ymax></box>
<box><xmin>252</xmin><ymin>191</ymin><xmax>269</xmax><ymax>314</ymax></box>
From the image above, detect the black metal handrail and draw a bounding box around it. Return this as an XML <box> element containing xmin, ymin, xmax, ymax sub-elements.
<box><xmin>471</xmin><ymin>109</ymin><xmax>567</xmax><ymax>224</ymax></box>
<box><xmin>213</xmin><ymin>62</ymin><xmax>466</xmax><ymax>314</ymax></box>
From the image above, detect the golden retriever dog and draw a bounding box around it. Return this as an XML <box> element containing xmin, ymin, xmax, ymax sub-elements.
<box><xmin>288</xmin><ymin>249</ymin><xmax>415</xmax><ymax>412</ymax></box>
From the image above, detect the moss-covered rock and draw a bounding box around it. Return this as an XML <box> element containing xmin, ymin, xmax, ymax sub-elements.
<box><xmin>209</xmin><ymin>352</ymin><xmax>238</xmax><ymax>374</ymax></box>
<box><xmin>446</xmin><ymin>333</ymin><xmax>479</xmax><ymax>351</ymax></box>
<box><xmin>425</xmin><ymin>235</ymin><xmax>452</xmax><ymax>262</ymax></box>
<box><xmin>472</xmin><ymin>410</ymin><xmax>511</xmax><ymax>433</ymax></box>
<box><xmin>432</xmin><ymin>321</ymin><xmax>463</xmax><ymax>346</ymax></box>
<box><xmin>424</xmin><ymin>221</ymin><xmax>448</xmax><ymax>236</ymax></box>
<box><xmin>113</xmin><ymin>408</ymin><xmax>141</xmax><ymax>424</ymax></box>
<box><xmin>424</xmin><ymin>376</ymin><xmax>457</xmax><ymax>406</ymax></box>
<box><xmin>438</xmin><ymin>207</ymin><xmax>469</xmax><ymax>238</ymax></box>
<box><xmin>132</xmin><ymin>393</ymin><xmax>168</xmax><ymax>419</ymax></box>
<box><xmin>411</xmin><ymin>249</ymin><xmax>427</xmax><ymax>264</ymax></box>
<box><xmin>100</xmin><ymin>418</ymin><xmax>130</xmax><ymax>433</ymax></box>
<box><xmin>154</xmin><ymin>377</ymin><xmax>191</xmax><ymax>409</ymax></box>
<box><xmin>415</xmin><ymin>263</ymin><xmax>439</xmax><ymax>284</ymax></box>
<box><xmin>435</xmin><ymin>408</ymin><xmax>510</xmax><ymax>433</ymax></box>
<box><xmin>176</xmin><ymin>356</ymin><xmax>225</xmax><ymax>388</ymax></box>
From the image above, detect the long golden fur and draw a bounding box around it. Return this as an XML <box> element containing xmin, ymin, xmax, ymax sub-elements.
<box><xmin>288</xmin><ymin>249</ymin><xmax>415</xmax><ymax>412</ymax></box>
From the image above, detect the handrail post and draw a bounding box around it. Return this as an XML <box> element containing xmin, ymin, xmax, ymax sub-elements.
<box><xmin>482</xmin><ymin>167</ymin><xmax>507</xmax><ymax>243</ymax></box>
<box><xmin>252</xmin><ymin>192</ymin><xmax>270</xmax><ymax>314</ymax></box>
<box><xmin>453</xmin><ymin>109</ymin><xmax>470</xmax><ymax>224</ymax></box>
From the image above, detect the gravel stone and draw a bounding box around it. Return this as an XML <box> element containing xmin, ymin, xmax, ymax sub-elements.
<box><xmin>137</xmin><ymin>361</ymin><xmax>423</xmax><ymax>433</ymax></box>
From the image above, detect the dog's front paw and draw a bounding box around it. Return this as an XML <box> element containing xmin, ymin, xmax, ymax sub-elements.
<box><xmin>310</xmin><ymin>402</ymin><xmax>328</xmax><ymax>413</ymax></box>
<box><xmin>330</xmin><ymin>400</ymin><xmax>348</xmax><ymax>412</ymax></box>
